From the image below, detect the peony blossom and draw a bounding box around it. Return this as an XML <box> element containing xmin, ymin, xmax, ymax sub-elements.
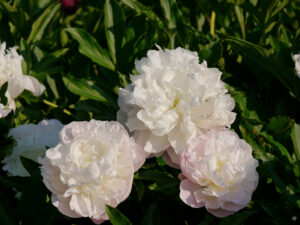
<box><xmin>0</xmin><ymin>42</ymin><xmax>45</xmax><ymax>118</ymax></box>
<box><xmin>294</xmin><ymin>54</ymin><xmax>300</xmax><ymax>78</ymax></box>
<box><xmin>39</xmin><ymin>120</ymin><xmax>145</xmax><ymax>224</ymax></box>
<box><xmin>179</xmin><ymin>129</ymin><xmax>258</xmax><ymax>217</ymax></box>
<box><xmin>117</xmin><ymin>46</ymin><xmax>236</xmax><ymax>158</ymax></box>
<box><xmin>2</xmin><ymin>119</ymin><xmax>63</xmax><ymax>177</ymax></box>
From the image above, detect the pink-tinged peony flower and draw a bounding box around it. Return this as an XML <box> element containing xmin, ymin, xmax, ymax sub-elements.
<box><xmin>40</xmin><ymin>120</ymin><xmax>145</xmax><ymax>224</ymax></box>
<box><xmin>2</xmin><ymin>119</ymin><xmax>63</xmax><ymax>177</ymax></box>
<box><xmin>117</xmin><ymin>46</ymin><xmax>236</xmax><ymax>161</ymax></box>
<box><xmin>59</xmin><ymin>0</ymin><xmax>81</xmax><ymax>15</ymax></box>
<box><xmin>179</xmin><ymin>129</ymin><xmax>258</xmax><ymax>217</ymax></box>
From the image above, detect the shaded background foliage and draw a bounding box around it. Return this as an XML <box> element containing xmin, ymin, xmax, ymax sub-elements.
<box><xmin>0</xmin><ymin>0</ymin><xmax>300</xmax><ymax>224</ymax></box>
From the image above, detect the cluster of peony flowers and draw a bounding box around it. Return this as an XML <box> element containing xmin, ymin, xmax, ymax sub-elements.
<box><xmin>0</xmin><ymin>42</ymin><xmax>45</xmax><ymax>118</ymax></box>
<box><xmin>118</xmin><ymin>46</ymin><xmax>259</xmax><ymax>217</ymax></box>
<box><xmin>2</xmin><ymin>45</ymin><xmax>258</xmax><ymax>223</ymax></box>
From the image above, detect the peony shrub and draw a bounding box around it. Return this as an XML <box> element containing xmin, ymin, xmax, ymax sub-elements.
<box><xmin>0</xmin><ymin>1</ymin><xmax>299</xmax><ymax>225</ymax></box>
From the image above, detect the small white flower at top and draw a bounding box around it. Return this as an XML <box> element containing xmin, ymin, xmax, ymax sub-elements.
<box><xmin>293</xmin><ymin>54</ymin><xmax>300</xmax><ymax>78</ymax></box>
<box><xmin>0</xmin><ymin>42</ymin><xmax>45</xmax><ymax>118</ymax></box>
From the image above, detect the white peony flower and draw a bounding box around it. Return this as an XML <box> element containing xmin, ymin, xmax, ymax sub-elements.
<box><xmin>39</xmin><ymin>120</ymin><xmax>145</xmax><ymax>224</ymax></box>
<box><xmin>294</xmin><ymin>54</ymin><xmax>300</xmax><ymax>78</ymax></box>
<box><xmin>0</xmin><ymin>103</ymin><xmax>12</xmax><ymax>118</ymax></box>
<box><xmin>2</xmin><ymin>119</ymin><xmax>63</xmax><ymax>177</ymax></box>
<box><xmin>179</xmin><ymin>129</ymin><xmax>258</xmax><ymax>217</ymax></box>
<box><xmin>0</xmin><ymin>42</ymin><xmax>45</xmax><ymax>118</ymax></box>
<box><xmin>117</xmin><ymin>46</ymin><xmax>236</xmax><ymax>157</ymax></box>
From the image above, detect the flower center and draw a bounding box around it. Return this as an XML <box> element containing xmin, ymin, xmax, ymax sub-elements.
<box><xmin>170</xmin><ymin>97</ymin><xmax>180</xmax><ymax>110</ymax></box>
<box><xmin>70</xmin><ymin>139</ymin><xmax>107</xmax><ymax>169</ymax></box>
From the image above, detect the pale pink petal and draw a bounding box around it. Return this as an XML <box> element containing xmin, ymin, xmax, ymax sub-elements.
<box><xmin>144</xmin><ymin>132</ymin><xmax>169</xmax><ymax>154</ymax></box>
<box><xmin>180</xmin><ymin>179</ymin><xmax>204</xmax><ymax>208</ymax></box>
<box><xmin>206</xmin><ymin>208</ymin><xmax>235</xmax><ymax>218</ymax></box>
<box><xmin>222</xmin><ymin>202</ymin><xmax>244</xmax><ymax>211</ymax></box>
<box><xmin>130</xmin><ymin>138</ymin><xmax>147</xmax><ymax>171</ymax></box>
<box><xmin>162</xmin><ymin>147</ymin><xmax>180</xmax><ymax>169</ymax></box>
<box><xmin>92</xmin><ymin>213</ymin><xmax>109</xmax><ymax>225</ymax></box>
<box><xmin>52</xmin><ymin>195</ymin><xmax>80</xmax><ymax>218</ymax></box>
<box><xmin>168</xmin><ymin>125</ymin><xmax>187</xmax><ymax>155</ymax></box>
<box><xmin>133</xmin><ymin>130</ymin><xmax>150</xmax><ymax>149</ymax></box>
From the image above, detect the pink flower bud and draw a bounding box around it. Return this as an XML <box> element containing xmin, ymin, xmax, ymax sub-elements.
<box><xmin>59</xmin><ymin>0</ymin><xmax>80</xmax><ymax>15</ymax></box>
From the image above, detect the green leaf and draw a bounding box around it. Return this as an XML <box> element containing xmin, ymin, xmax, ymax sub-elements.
<box><xmin>265</xmin><ymin>116</ymin><xmax>292</xmax><ymax>144</ymax></box>
<box><xmin>20</xmin><ymin>156</ymin><xmax>40</xmax><ymax>175</ymax></box>
<box><xmin>104</xmin><ymin>0</ymin><xmax>125</xmax><ymax>65</ymax></box>
<box><xmin>148</xmin><ymin>180</ymin><xmax>179</xmax><ymax>195</ymax></box>
<box><xmin>234</xmin><ymin>5</ymin><xmax>245</xmax><ymax>39</ymax></box>
<box><xmin>142</xmin><ymin>203</ymin><xmax>157</xmax><ymax>225</ymax></box>
<box><xmin>228</xmin><ymin>86</ymin><xmax>262</xmax><ymax>124</ymax></box>
<box><xmin>65</xmin><ymin>28</ymin><xmax>115</xmax><ymax>71</ymax></box>
<box><xmin>20</xmin><ymin>170</ymin><xmax>58</xmax><ymax>225</ymax></box>
<box><xmin>291</xmin><ymin>122</ymin><xmax>300</xmax><ymax>161</ymax></box>
<box><xmin>199</xmin><ymin>41</ymin><xmax>223</xmax><ymax>67</ymax></box>
<box><xmin>160</xmin><ymin>0</ymin><xmax>176</xmax><ymax>29</ymax></box>
<box><xmin>27</xmin><ymin>3</ymin><xmax>59</xmax><ymax>43</ymax></box>
<box><xmin>268</xmin><ymin>0</ymin><xmax>289</xmax><ymax>22</ymax></box>
<box><xmin>32</xmin><ymin>56</ymin><xmax>63</xmax><ymax>75</ymax></box>
<box><xmin>134</xmin><ymin>170</ymin><xmax>176</xmax><ymax>182</ymax></box>
<box><xmin>0</xmin><ymin>1</ymin><xmax>28</xmax><ymax>36</ymax></box>
<box><xmin>265</xmin><ymin>116</ymin><xmax>292</xmax><ymax>135</ymax></box>
<box><xmin>219</xmin><ymin>210</ymin><xmax>256</xmax><ymax>225</ymax></box>
<box><xmin>105</xmin><ymin>205</ymin><xmax>132</xmax><ymax>225</ymax></box>
<box><xmin>62</xmin><ymin>76</ymin><xmax>108</xmax><ymax>103</ymax></box>
<box><xmin>30</xmin><ymin>49</ymin><xmax>69</xmax><ymax>77</ymax></box>
<box><xmin>122</xmin><ymin>0</ymin><xmax>162</xmax><ymax>25</ymax></box>
<box><xmin>259</xmin><ymin>131</ymin><xmax>293</xmax><ymax>164</ymax></box>
<box><xmin>226</xmin><ymin>38</ymin><xmax>300</xmax><ymax>99</ymax></box>
<box><xmin>259</xmin><ymin>202</ymin><xmax>287</xmax><ymax>225</ymax></box>
<box><xmin>0</xmin><ymin>189</ymin><xmax>17</xmax><ymax>225</ymax></box>
<box><xmin>134</xmin><ymin>180</ymin><xmax>145</xmax><ymax>202</ymax></box>
<box><xmin>20</xmin><ymin>38</ymin><xmax>32</xmax><ymax>74</ymax></box>
<box><xmin>46</xmin><ymin>75</ymin><xmax>59</xmax><ymax>99</ymax></box>
<box><xmin>0</xmin><ymin>81</ymin><xmax>8</xmax><ymax>105</ymax></box>
<box><xmin>0</xmin><ymin>176</ymin><xmax>27</xmax><ymax>191</ymax></box>
<box><xmin>198</xmin><ymin>214</ymin><xmax>214</xmax><ymax>225</ymax></box>
<box><xmin>0</xmin><ymin>112</ymin><xmax>14</xmax><ymax>136</ymax></box>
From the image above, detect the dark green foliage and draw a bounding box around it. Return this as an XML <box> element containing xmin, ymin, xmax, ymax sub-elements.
<box><xmin>0</xmin><ymin>0</ymin><xmax>300</xmax><ymax>224</ymax></box>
